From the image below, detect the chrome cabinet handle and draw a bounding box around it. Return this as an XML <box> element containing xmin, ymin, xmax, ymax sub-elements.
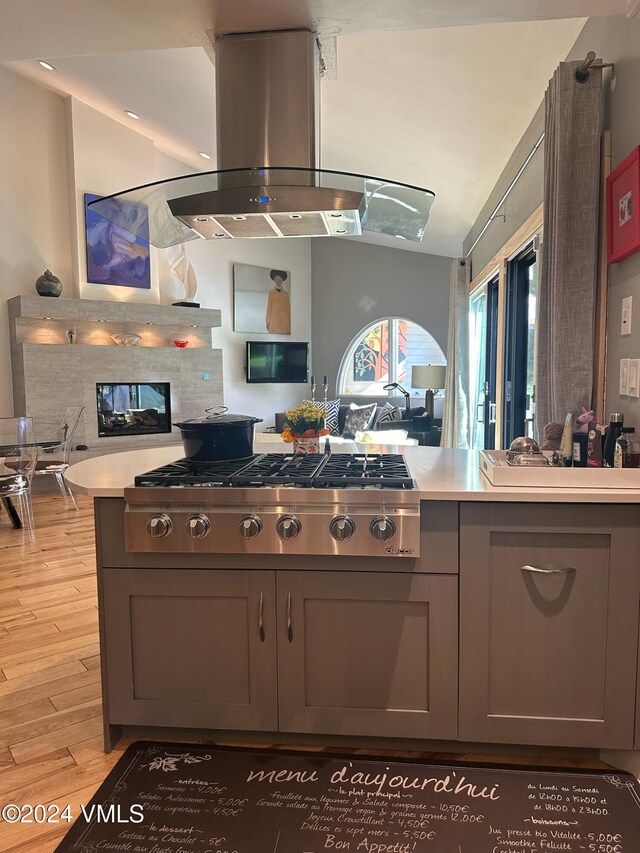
<box><xmin>287</xmin><ymin>592</ymin><xmax>293</xmax><ymax>643</ymax></box>
<box><xmin>521</xmin><ymin>564</ymin><xmax>576</xmax><ymax>575</ymax></box>
<box><xmin>258</xmin><ymin>592</ymin><xmax>265</xmax><ymax>643</ymax></box>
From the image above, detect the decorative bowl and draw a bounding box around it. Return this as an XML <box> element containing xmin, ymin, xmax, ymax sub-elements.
<box><xmin>174</xmin><ymin>340</ymin><xmax>189</xmax><ymax>348</ymax></box>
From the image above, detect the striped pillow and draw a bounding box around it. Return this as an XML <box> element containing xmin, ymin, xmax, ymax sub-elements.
<box><xmin>303</xmin><ymin>399</ymin><xmax>341</xmax><ymax>435</ymax></box>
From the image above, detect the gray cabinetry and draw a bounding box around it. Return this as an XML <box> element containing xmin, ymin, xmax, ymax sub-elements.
<box><xmin>102</xmin><ymin>568</ymin><xmax>277</xmax><ymax>731</ymax></box>
<box><xmin>459</xmin><ymin>503</ymin><xmax>640</xmax><ymax>749</ymax></box>
<box><xmin>276</xmin><ymin>571</ymin><xmax>458</xmax><ymax>739</ymax></box>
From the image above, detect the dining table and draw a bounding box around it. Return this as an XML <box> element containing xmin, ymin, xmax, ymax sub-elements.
<box><xmin>0</xmin><ymin>438</ymin><xmax>59</xmax><ymax>530</ymax></box>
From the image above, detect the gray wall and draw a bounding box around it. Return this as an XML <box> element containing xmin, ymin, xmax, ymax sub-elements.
<box><xmin>464</xmin><ymin>14</ymin><xmax>640</xmax><ymax>428</ymax></box>
<box><xmin>311</xmin><ymin>238</ymin><xmax>452</xmax><ymax>403</ymax></box>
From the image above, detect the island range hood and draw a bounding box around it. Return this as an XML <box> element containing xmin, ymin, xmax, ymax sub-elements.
<box><xmin>88</xmin><ymin>30</ymin><xmax>435</xmax><ymax>247</ymax></box>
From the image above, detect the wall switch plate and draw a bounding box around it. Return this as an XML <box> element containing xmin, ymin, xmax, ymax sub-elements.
<box><xmin>629</xmin><ymin>359</ymin><xmax>640</xmax><ymax>398</ymax></box>
<box><xmin>621</xmin><ymin>296</ymin><xmax>632</xmax><ymax>335</ymax></box>
<box><xmin>201</xmin><ymin>372</ymin><xmax>210</xmax><ymax>380</ymax></box>
<box><xmin>620</xmin><ymin>358</ymin><xmax>630</xmax><ymax>395</ymax></box>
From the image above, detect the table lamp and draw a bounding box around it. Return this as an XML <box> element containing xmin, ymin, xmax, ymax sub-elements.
<box><xmin>411</xmin><ymin>365</ymin><xmax>447</xmax><ymax>419</ymax></box>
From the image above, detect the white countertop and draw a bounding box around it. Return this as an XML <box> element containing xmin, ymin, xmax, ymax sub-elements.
<box><xmin>64</xmin><ymin>444</ymin><xmax>640</xmax><ymax>503</ymax></box>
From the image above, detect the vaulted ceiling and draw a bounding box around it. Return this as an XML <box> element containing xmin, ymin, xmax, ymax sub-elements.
<box><xmin>1</xmin><ymin>1</ymin><xmax>628</xmax><ymax>255</ymax></box>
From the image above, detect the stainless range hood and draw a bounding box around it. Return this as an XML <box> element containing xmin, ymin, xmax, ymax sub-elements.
<box><xmin>88</xmin><ymin>30</ymin><xmax>435</xmax><ymax>247</ymax></box>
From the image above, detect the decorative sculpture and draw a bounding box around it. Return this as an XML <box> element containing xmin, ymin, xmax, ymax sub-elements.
<box><xmin>168</xmin><ymin>245</ymin><xmax>199</xmax><ymax>307</ymax></box>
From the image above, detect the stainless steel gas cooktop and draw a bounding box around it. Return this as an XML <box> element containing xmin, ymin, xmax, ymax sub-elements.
<box><xmin>124</xmin><ymin>453</ymin><xmax>420</xmax><ymax>558</ymax></box>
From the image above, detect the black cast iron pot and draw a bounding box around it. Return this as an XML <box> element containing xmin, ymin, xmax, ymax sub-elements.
<box><xmin>174</xmin><ymin>407</ymin><xmax>263</xmax><ymax>462</ymax></box>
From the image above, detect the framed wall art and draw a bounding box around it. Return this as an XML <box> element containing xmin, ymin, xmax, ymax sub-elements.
<box><xmin>233</xmin><ymin>263</ymin><xmax>291</xmax><ymax>334</ymax></box>
<box><xmin>85</xmin><ymin>192</ymin><xmax>151</xmax><ymax>288</ymax></box>
<box><xmin>607</xmin><ymin>146</ymin><xmax>640</xmax><ymax>264</ymax></box>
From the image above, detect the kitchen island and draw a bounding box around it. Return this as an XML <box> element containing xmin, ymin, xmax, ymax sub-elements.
<box><xmin>66</xmin><ymin>445</ymin><xmax>640</xmax><ymax>756</ymax></box>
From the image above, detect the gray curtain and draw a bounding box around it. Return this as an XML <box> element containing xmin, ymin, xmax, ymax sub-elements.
<box><xmin>535</xmin><ymin>60</ymin><xmax>602</xmax><ymax>438</ymax></box>
<box><xmin>441</xmin><ymin>259</ymin><xmax>470</xmax><ymax>448</ymax></box>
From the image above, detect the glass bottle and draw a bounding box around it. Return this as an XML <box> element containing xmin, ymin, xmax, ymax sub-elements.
<box><xmin>615</xmin><ymin>428</ymin><xmax>639</xmax><ymax>468</ymax></box>
<box><xmin>603</xmin><ymin>413</ymin><xmax>624</xmax><ymax>467</ymax></box>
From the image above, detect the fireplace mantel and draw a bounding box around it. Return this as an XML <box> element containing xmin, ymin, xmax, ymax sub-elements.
<box><xmin>8</xmin><ymin>296</ymin><xmax>224</xmax><ymax>457</ymax></box>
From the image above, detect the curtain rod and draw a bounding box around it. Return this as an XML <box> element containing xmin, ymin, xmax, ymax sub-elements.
<box><xmin>464</xmin><ymin>51</ymin><xmax>613</xmax><ymax>261</ymax></box>
<box><xmin>464</xmin><ymin>131</ymin><xmax>545</xmax><ymax>260</ymax></box>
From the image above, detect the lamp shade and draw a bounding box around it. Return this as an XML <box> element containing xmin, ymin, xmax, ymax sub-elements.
<box><xmin>411</xmin><ymin>364</ymin><xmax>446</xmax><ymax>389</ymax></box>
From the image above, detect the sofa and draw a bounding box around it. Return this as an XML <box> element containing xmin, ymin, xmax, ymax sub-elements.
<box><xmin>275</xmin><ymin>404</ymin><xmax>435</xmax><ymax>437</ymax></box>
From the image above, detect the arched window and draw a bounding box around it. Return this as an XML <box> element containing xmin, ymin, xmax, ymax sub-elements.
<box><xmin>337</xmin><ymin>318</ymin><xmax>446</xmax><ymax>396</ymax></box>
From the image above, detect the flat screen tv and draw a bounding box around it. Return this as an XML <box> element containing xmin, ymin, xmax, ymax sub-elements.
<box><xmin>96</xmin><ymin>382</ymin><xmax>172</xmax><ymax>437</ymax></box>
<box><xmin>246</xmin><ymin>341</ymin><xmax>309</xmax><ymax>384</ymax></box>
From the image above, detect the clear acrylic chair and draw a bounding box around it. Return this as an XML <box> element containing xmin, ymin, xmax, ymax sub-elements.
<box><xmin>0</xmin><ymin>416</ymin><xmax>38</xmax><ymax>543</ymax></box>
<box><xmin>34</xmin><ymin>406</ymin><xmax>84</xmax><ymax>510</ymax></box>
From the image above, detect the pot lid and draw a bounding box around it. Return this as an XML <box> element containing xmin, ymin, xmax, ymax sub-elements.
<box><xmin>176</xmin><ymin>408</ymin><xmax>263</xmax><ymax>428</ymax></box>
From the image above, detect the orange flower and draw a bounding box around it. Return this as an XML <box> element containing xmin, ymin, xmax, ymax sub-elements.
<box><xmin>281</xmin><ymin>428</ymin><xmax>294</xmax><ymax>443</ymax></box>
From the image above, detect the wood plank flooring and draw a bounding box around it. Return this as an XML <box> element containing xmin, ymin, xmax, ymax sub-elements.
<box><xmin>0</xmin><ymin>494</ymin><xmax>610</xmax><ymax>852</ymax></box>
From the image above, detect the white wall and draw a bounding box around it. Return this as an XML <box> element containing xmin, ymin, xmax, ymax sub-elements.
<box><xmin>0</xmin><ymin>66</ymin><xmax>73</xmax><ymax>416</ymax></box>
<box><xmin>66</xmin><ymin>97</ymin><xmax>194</xmax><ymax>305</ymax></box>
<box><xmin>170</xmin><ymin>238</ymin><xmax>312</xmax><ymax>429</ymax></box>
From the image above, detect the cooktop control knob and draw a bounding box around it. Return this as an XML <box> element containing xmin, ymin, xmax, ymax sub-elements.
<box><xmin>186</xmin><ymin>514</ymin><xmax>210</xmax><ymax>539</ymax></box>
<box><xmin>277</xmin><ymin>515</ymin><xmax>301</xmax><ymax>540</ymax></box>
<box><xmin>146</xmin><ymin>513</ymin><xmax>172</xmax><ymax>539</ymax></box>
<box><xmin>330</xmin><ymin>515</ymin><xmax>355</xmax><ymax>541</ymax></box>
<box><xmin>370</xmin><ymin>515</ymin><xmax>396</xmax><ymax>542</ymax></box>
<box><xmin>239</xmin><ymin>514</ymin><xmax>263</xmax><ymax>539</ymax></box>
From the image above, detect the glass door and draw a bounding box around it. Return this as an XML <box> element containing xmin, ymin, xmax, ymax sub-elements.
<box><xmin>503</xmin><ymin>245</ymin><xmax>537</xmax><ymax>446</ymax></box>
<box><xmin>469</xmin><ymin>276</ymin><xmax>498</xmax><ymax>449</ymax></box>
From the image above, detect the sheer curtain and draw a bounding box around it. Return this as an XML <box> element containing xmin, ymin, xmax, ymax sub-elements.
<box><xmin>441</xmin><ymin>259</ymin><xmax>470</xmax><ymax>448</ymax></box>
<box><xmin>535</xmin><ymin>60</ymin><xmax>603</xmax><ymax>437</ymax></box>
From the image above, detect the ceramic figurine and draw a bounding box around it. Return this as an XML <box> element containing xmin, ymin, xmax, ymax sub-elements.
<box><xmin>35</xmin><ymin>269</ymin><xmax>62</xmax><ymax>297</ymax></box>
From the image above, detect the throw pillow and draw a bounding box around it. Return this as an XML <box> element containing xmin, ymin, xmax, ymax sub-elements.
<box><xmin>374</xmin><ymin>402</ymin><xmax>400</xmax><ymax>426</ymax></box>
<box><xmin>342</xmin><ymin>402</ymin><xmax>377</xmax><ymax>439</ymax></box>
<box><xmin>303</xmin><ymin>399</ymin><xmax>341</xmax><ymax>435</ymax></box>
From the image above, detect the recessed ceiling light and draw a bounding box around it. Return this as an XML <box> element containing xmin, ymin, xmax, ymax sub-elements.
<box><xmin>43</xmin><ymin>316</ymin><xmax>53</xmax><ymax>320</ymax></box>
<box><xmin>38</xmin><ymin>60</ymin><xmax>57</xmax><ymax>72</ymax></box>
<box><xmin>199</xmin><ymin>152</ymin><xmax>211</xmax><ymax>160</ymax></box>
<box><xmin>124</xmin><ymin>110</ymin><xmax>140</xmax><ymax>120</ymax></box>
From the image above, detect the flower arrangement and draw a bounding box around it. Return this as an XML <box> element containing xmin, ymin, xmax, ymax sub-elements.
<box><xmin>281</xmin><ymin>402</ymin><xmax>330</xmax><ymax>443</ymax></box>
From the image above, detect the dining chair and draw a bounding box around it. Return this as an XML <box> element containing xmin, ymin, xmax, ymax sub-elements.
<box><xmin>33</xmin><ymin>406</ymin><xmax>84</xmax><ymax>510</ymax></box>
<box><xmin>0</xmin><ymin>416</ymin><xmax>38</xmax><ymax>543</ymax></box>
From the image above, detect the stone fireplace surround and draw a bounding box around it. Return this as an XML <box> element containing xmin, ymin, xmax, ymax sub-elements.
<box><xmin>8</xmin><ymin>296</ymin><xmax>223</xmax><ymax>463</ymax></box>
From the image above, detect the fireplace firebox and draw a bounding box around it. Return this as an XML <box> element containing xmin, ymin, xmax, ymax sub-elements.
<box><xmin>96</xmin><ymin>383</ymin><xmax>172</xmax><ymax>437</ymax></box>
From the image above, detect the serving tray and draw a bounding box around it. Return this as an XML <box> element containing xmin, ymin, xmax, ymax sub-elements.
<box><xmin>480</xmin><ymin>449</ymin><xmax>640</xmax><ymax>488</ymax></box>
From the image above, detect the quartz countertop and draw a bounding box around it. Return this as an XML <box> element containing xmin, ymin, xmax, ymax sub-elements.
<box><xmin>64</xmin><ymin>443</ymin><xmax>640</xmax><ymax>503</ymax></box>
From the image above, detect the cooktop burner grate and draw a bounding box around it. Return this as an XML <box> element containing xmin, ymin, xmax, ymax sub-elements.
<box><xmin>133</xmin><ymin>453</ymin><xmax>413</xmax><ymax>489</ymax></box>
<box><xmin>314</xmin><ymin>454</ymin><xmax>413</xmax><ymax>488</ymax></box>
<box><xmin>133</xmin><ymin>456</ymin><xmax>257</xmax><ymax>487</ymax></box>
<box><xmin>229</xmin><ymin>453</ymin><xmax>326</xmax><ymax>486</ymax></box>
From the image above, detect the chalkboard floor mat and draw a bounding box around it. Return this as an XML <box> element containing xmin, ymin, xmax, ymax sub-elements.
<box><xmin>53</xmin><ymin>741</ymin><xmax>640</xmax><ymax>853</ymax></box>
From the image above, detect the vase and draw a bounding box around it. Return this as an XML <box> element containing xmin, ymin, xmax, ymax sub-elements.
<box><xmin>293</xmin><ymin>436</ymin><xmax>320</xmax><ymax>454</ymax></box>
<box><xmin>35</xmin><ymin>269</ymin><xmax>62</xmax><ymax>297</ymax></box>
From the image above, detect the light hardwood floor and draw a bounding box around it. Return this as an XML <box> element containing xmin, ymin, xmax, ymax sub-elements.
<box><xmin>0</xmin><ymin>494</ymin><xmax>609</xmax><ymax>852</ymax></box>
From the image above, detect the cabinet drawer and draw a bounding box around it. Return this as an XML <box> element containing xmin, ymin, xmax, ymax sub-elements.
<box><xmin>459</xmin><ymin>503</ymin><xmax>640</xmax><ymax>749</ymax></box>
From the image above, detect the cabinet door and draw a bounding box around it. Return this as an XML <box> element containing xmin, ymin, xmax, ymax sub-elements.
<box><xmin>460</xmin><ymin>504</ymin><xmax>640</xmax><ymax>749</ymax></box>
<box><xmin>277</xmin><ymin>571</ymin><xmax>458</xmax><ymax>739</ymax></box>
<box><xmin>103</xmin><ymin>569</ymin><xmax>277</xmax><ymax>731</ymax></box>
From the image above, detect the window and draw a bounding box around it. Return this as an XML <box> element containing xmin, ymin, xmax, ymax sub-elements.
<box><xmin>337</xmin><ymin>317</ymin><xmax>446</xmax><ymax>396</ymax></box>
